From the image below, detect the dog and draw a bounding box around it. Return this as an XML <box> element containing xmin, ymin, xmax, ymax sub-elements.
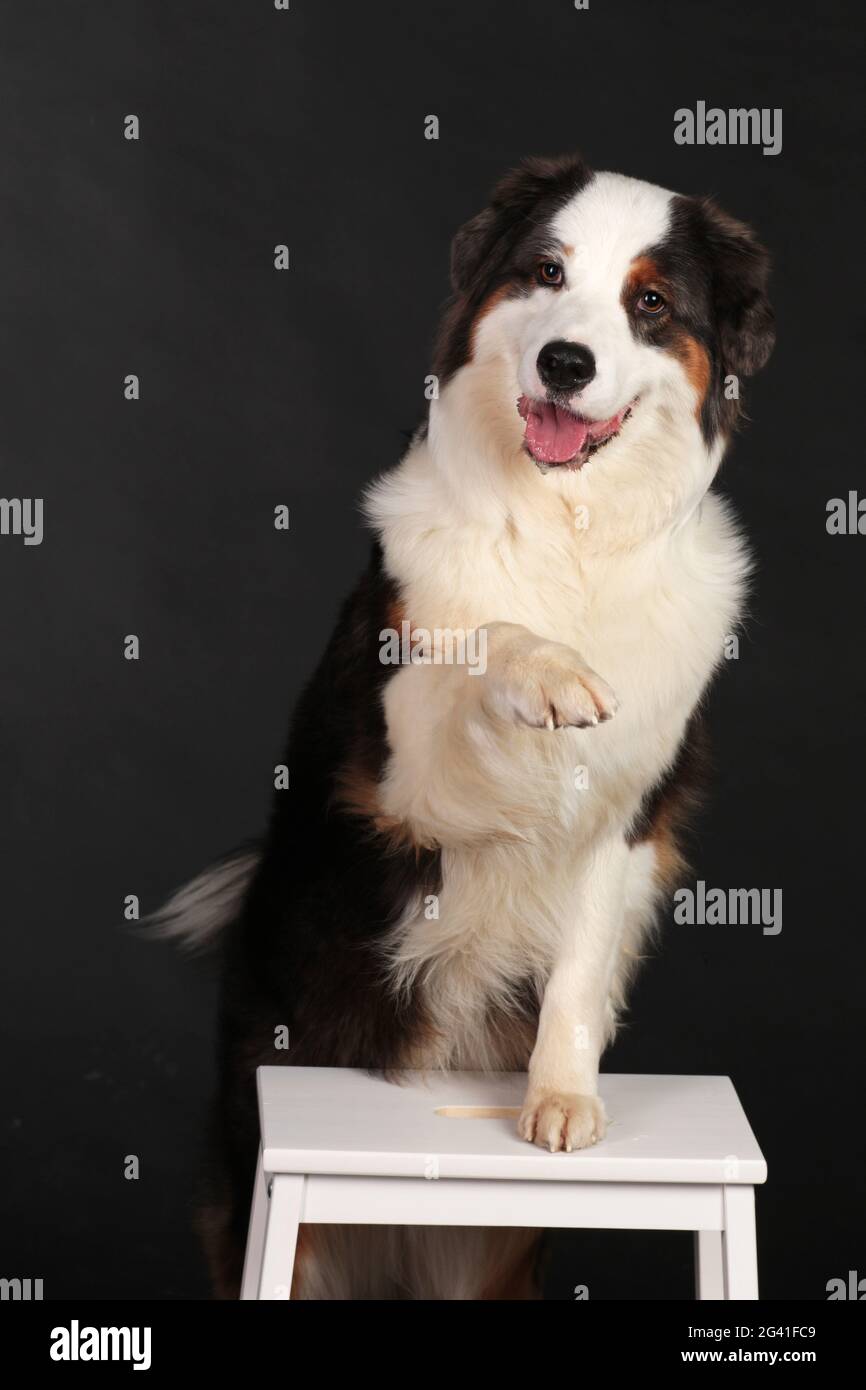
<box><xmin>153</xmin><ymin>152</ymin><xmax>774</xmax><ymax>1298</ymax></box>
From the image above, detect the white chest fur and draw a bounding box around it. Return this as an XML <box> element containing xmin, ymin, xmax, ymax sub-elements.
<box><xmin>369</xmin><ymin>446</ymin><xmax>748</xmax><ymax>1064</ymax></box>
<box><xmin>376</xmin><ymin>445</ymin><xmax>745</xmax><ymax>813</ymax></box>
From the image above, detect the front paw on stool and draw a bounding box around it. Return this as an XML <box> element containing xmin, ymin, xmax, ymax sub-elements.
<box><xmin>518</xmin><ymin>1091</ymin><xmax>607</xmax><ymax>1152</ymax></box>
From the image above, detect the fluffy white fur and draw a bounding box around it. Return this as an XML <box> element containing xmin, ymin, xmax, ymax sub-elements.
<box><xmin>147</xmin><ymin>847</ymin><xmax>260</xmax><ymax>950</ymax></box>
<box><xmin>365</xmin><ymin>172</ymin><xmax>749</xmax><ymax>1151</ymax></box>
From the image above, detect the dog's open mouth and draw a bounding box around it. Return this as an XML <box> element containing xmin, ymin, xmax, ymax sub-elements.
<box><xmin>517</xmin><ymin>395</ymin><xmax>634</xmax><ymax>470</ymax></box>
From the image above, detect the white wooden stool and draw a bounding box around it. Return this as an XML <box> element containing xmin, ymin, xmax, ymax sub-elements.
<box><xmin>241</xmin><ymin>1067</ymin><xmax>766</xmax><ymax>1300</ymax></box>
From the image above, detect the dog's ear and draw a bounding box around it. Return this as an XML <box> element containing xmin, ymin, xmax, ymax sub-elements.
<box><xmin>697</xmin><ymin>197</ymin><xmax>775</xmax><ymax>377</ymax></box>
<box><xmin>450</xmin><ymin>208</ymin><xmax>498</xmax><ymax>294</ymax></box>
<box><xmin>450</xmin><ymin>154</ymin><xmax>590</xmax><ymax>295</ymax></box>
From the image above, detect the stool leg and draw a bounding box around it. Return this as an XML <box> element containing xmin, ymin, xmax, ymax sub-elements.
<box><xmin>240</xmin><ymin>1145</ymin><xmax>269</xmax><ymax>1300</ymax></box>
<box><xmin>694</xmin><ymin>1229</ymin><xmax>725</xmax><ymax>1300</ymax></box>
<box><xmin>722</xmin><ymin>1185</ymin><xmax>759</xmax><ymax>1300</ymax></box>
<box><xmin>258</xmin><ymin>1174</ymin><xmax>306</xmax><ymax>1300</ymax></box>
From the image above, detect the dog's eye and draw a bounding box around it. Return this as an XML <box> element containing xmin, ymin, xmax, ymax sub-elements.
<box><xmin>537</xmin><ymin>261</ymin><xmax>563</xmax><ymax>287</ymax></box>
<box><xmin>637</xmin><ymin>289</ymin><xmax>666</xmax><ymax>315</ymax></box>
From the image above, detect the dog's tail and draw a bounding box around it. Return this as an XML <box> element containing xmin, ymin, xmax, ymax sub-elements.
<box><xmin>144</xmin><ymin>844</ymin><xmax>261</xmax><ymax>952</ymax></box>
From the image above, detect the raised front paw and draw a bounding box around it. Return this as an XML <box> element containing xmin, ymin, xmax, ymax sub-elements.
<box><xmin>518</xmin><ymin>1091</ymin><xmax>607</xmax><ymax>1153</ymax></box>
<box><xmin>482</xmin><ymin>628</ymin><xmax>618</xmax><ymax>732</ymax></box>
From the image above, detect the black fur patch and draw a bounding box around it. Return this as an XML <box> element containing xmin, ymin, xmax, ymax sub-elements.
<box><xmin>211</xmin><ymin>544</ymin><xmax>443</xmax><ymax>1288</ymax></box>
<box><xmin>224</xmin><ymin>541</ymin><xmax>441</xmax><ymax>1068</ymax></box>
<box><xmin>626</xmin><ymin>712</ymin><xmax>710</xmax><ymax>850</ymax></box>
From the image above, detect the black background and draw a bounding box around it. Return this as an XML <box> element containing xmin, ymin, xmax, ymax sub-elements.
<box><xmin>1</xmin><ymin>0</ymin><xmax>863</xmax><ymax>1301</ymax></box>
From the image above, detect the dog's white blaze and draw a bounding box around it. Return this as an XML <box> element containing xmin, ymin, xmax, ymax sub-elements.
<box><xmin>366</xmin><ymin>171</ymin><xmax>749</xmax><ymax>1125</ymax></box>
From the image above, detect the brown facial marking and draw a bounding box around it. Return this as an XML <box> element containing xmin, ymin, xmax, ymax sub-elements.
<box><xmin>622</xmin><ymin>254</ymin><xmax>665</xmax><ymax>304</ymax></box>
<box><xmin>669</xmin><ymin>329</ymin><xmax>712</xmax><ymax>418</ymax></box>
<box><xmin>623</xmin><ymin>255</ymin><xmax>711</xmax><ymax>419</ymax></box>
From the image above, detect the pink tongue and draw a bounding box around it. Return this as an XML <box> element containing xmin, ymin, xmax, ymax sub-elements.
<box><xmin>518</xmin><ymin>397</ymin><xmax>591</xmax><ymax>464</ymax></box>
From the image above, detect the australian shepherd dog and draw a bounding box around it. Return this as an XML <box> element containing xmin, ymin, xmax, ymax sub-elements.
<box><xmin>154</xmin><ymin>152</ymin><xmax>774</xmax><ymax>1299</ymax></box>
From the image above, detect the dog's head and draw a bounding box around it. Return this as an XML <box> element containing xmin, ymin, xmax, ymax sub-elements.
<box><xmin>432</xmin><ymin>155</ymin><xmax>774</xmax><ymax>530</ymax></box>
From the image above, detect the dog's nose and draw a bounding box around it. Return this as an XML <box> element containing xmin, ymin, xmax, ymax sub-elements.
<box><xmin>537</xmin><ymin>340</ymin><xmax>596</xmax><ymax>392</ymax></box>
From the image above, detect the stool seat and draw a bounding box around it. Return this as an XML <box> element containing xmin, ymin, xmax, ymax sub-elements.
<box><xmin>257</xmin><ymin>1067</ymin><xmax>766</xmax><ymax>1185</ymax></box>
<box><xmin>242</xmin><ymin>1067</ymin><xmax>767</xmax><ymax>1301</ymax></box>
